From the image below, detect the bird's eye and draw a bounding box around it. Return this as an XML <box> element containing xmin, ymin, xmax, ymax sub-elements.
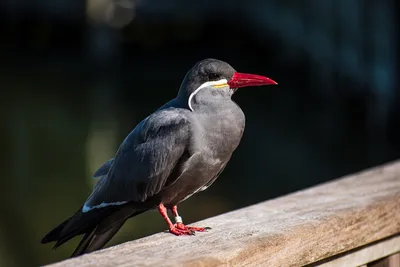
<box><xmin>208</xmin><ymin>73</ymin><xmax>219</xmax><ymax>80</ymax></box>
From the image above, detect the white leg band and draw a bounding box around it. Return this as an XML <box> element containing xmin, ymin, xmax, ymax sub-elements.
<box><xmin>174</xmin><ymin>216</ymin><xmax>183</xmax><ymax>223</ymax></box>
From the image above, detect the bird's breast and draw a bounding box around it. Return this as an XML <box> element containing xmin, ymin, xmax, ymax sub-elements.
<box><xmin>159</xmin><ymin>102</ymin><xmax>245</xmax><ymax>206</ymax></box>
<box><xmin>192</xmin><ymin>101</ymin><xmax>245</xmax><ymax>160</ymax></box>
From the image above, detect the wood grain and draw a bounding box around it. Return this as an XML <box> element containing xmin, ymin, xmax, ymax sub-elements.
<box><xmin>46</xmin><ymin>161</ymin><xmax>400</xmax><ymax>267</ymax></box>
<box><xmin>317</xmin><ymin>235</ymin><xmax>400</xmax><ymax>267</ymax></box>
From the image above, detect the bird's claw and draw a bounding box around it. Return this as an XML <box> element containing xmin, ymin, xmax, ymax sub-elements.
<box><xmin>169</xmin><ymin>225</ymin><xmax>195</xmax><ymax>236</ymax></box>
<box><xmin>174</xmin><ymin>223</ymin><xmax>211</xmax><ymax>232</ymax></box>
<box><xmin>168</xmin><ymin>222</ymin><xmax>211</xmax><ymax>235</ymax></box>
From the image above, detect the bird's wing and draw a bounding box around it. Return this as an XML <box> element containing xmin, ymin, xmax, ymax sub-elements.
<box><xmin>93</xmin><ymin>158</ymin><xmax>114</xmax><ymax>179</ymax></box>
<box><xmin>83</xmin><ymin>108</ymin><xmax>191</xmax><ymax>212</ymax></box>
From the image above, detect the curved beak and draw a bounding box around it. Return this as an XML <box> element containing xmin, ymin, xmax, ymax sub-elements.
<box><xmin>227</xmin><ymin>72</ymin><xmax>278</xmax><ymax>89</ymax></box>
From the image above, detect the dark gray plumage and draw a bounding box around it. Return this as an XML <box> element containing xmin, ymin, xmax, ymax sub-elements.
<box><xmin>41</xmin><ymin>58</ymin><xmax>277</xmax><ymax>257</ymax></box>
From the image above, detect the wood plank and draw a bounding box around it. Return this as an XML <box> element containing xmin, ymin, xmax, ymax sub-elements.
<box><xmin>46</xmin><ymin>161</ymin><xmax>400</xmax><ymax>267</ymax></box>
<box><xmin>388</xmin><ymin>253</ymin><xmax>400</xmax><ymax>267</ymax></box>
<box><xmin>369</xmin><ymin>257</ymin><xmax>390</xmax><ymax>267</ymax></box>
<box><xmin>315</xmin><ymin>235</ymin><xmax>400</xmax><ymax>267</ymax></box>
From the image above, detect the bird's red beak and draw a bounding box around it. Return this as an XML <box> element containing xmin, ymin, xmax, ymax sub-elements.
<box><xmin>227</xmin><ymin>72</ymin><xmax>278</xmax><ymax>89</ymax></box>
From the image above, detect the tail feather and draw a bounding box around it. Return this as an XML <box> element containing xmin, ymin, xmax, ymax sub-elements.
<box><xmin>41</xmin><ymin>219</ymin><xmax>70</xmax><ymax>245</ymax></box>
<box><xmin>41</xmin><ymin>208</ymin><xmax>110</xmax><ymax>249</ymax></box>
<box><xmin>71</xmin><ymin>219</ymin><xmax>126</xmax><ymax>257</ymax></box>
<box><xmin>41</xmin><ymin>205</ymin><xmax>147</xmax><ymax>257</ymax></box>
<box><xmin>72</xmin><ymin>209</ymin><xmax>146</xmax><ymax>257</ymax></box>
<box><xmin>71</xmin><ymin>227</ymin><xmax>98</xmax><ymax>257</ymax></box>
<box><xmin>41</xmin><ymin>208</ymin><xmax>84</xmax><ymax>248</ymax></box>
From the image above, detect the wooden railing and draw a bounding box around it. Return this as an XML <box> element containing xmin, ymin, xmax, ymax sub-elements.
<box><xmin>47</xmin><ymin>161</ymin><xmax>400</xmax><ymax>267</ymax></box>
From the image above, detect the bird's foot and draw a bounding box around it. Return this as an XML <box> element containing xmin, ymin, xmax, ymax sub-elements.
<box><xmin>175</xmin><ymin>222</ymin><xmax>211</xmax><ymax>232</ymax></box>
<box><xmin>169</xmin><ymin>224</ymin><xmax>195</xmax><ymax>236</ymax></box>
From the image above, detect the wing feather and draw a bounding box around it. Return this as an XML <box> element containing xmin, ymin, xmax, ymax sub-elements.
<box><xmin>93</xmin><ymin>158</ymin><xmax>114</xmax><ymax>179</ymax></box>
<box><xmin>84</xmin><ymin>108</ymin><xmax>191</xmax><ymax>210</ymax></box>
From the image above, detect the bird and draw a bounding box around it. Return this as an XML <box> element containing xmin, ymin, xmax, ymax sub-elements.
<box><xmin>41</xmin><ymin>58</ymin><xmax>277</xmax><ymax>257</ymax></box>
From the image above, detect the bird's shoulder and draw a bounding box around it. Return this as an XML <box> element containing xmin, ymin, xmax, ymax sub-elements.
<box><xmin>118</xmin><ymin>106</ymin><xmax>192</xmax><ymax>150</ymax></box>
<box><xmin>140</xmin><ymin>107</ymin><xmax>192</xmax><ymax>139</ymax></box>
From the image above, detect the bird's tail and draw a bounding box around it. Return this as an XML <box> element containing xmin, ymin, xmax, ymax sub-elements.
<box><xmin>41</xmin><ymin>205</ymin><xmax>147</xmax><ymax>257</ymax></box>
<box><xmin>71</xmin><ymin>216</ymin><xmax>127</xmax><ymax>257</ymax></box>
<box><xmin>41</xmin><ymin>208</ymin><xmax>94</xmax><ymax>249</ymax></box>
<box><xmin>71</xmin><ymin>208</ymin><xmax>147</xmax><ymax>257</ymax></box>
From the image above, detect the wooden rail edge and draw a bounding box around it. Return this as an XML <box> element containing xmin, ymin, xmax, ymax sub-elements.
<box><xmin>46</xmin><ymin>160</ymin><xmax>400</xmax><ymax>267</ymax></box>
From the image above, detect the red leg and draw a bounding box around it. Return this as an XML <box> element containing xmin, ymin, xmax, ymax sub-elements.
<box><xmin>158</xmin><ymin>204</ymin><xmax>195</xmax><ymax>236</ymax></box>
<box><xmin>170</xmin><ymin>205</ymin><xmax>211</xmax><ymax>232</ymax></box>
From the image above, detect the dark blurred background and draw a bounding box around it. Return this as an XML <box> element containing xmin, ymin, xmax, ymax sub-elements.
<box><xmin>0</xmin><ymin>0</ymin><xmax>399</xmax><ymax>266</ymax></box>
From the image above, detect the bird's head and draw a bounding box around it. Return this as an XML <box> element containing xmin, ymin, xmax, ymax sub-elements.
<box><xmin>177</xmin><ymin>58</ymin><xmax>277</xmax><ymax>109</ymax></box>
